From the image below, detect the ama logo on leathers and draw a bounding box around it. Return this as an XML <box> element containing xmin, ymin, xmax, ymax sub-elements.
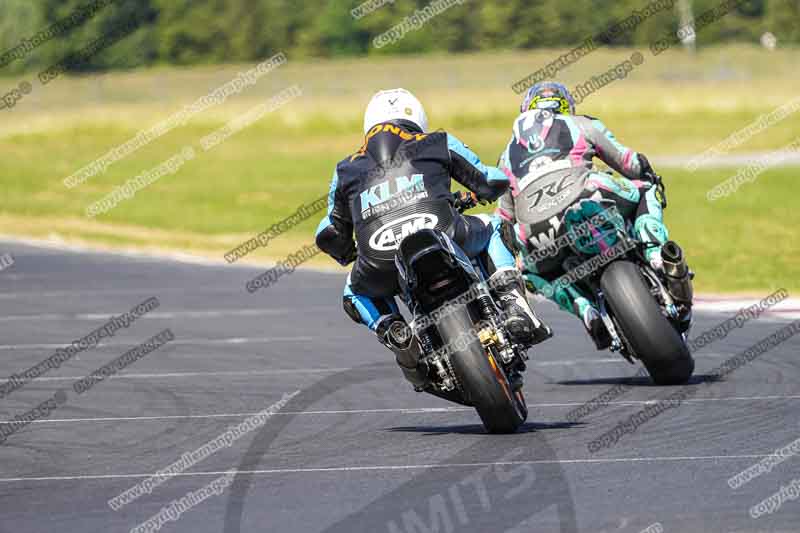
<box><xmin>369</xmin><ymin>213</ymin><xmax>439</xmax><ymax>251</ymax></box>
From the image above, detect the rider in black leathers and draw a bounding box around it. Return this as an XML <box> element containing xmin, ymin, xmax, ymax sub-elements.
<box><xmin>315</xmin><ymin>88</ymin><xmax>551</xmax><ymax>386</ymax></box>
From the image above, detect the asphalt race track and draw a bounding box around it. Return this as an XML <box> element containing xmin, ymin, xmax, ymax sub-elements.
<box><xmin>1</xmin><ymin>241</ymin><xmax>798</xmax><ymax>533</ymax></box>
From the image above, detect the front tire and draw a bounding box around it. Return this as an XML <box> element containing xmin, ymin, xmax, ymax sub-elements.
<box><xmin>600</xmin><ymin>260</ymin><xmax>694</xmax><ymax>385</ymax></box>
<box><xmin>437</xmin><ymin>307</ymin><xmax>527</xmax><ymax>433</ymax></box>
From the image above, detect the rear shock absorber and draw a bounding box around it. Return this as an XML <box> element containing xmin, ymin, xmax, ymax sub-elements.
<box><xmin>476</xmin><ymin>290</ymin><xmax>495</xmax><ymax>321</ymax></box>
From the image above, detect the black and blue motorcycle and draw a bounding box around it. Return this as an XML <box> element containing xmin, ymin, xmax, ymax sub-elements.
<box><xmin>395</xmin><ymin>195</ymin><xmax>531</xmax><ymax>434</ymax></box>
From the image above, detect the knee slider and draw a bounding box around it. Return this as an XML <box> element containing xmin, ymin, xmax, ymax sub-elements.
<box><xmin>342</xmin><ymin>297</ymin><xmax>362</xmax><ymax>324</ymax></box>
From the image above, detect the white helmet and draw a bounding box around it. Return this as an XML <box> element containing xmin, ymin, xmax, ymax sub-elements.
<box><xmin>363</xmin><ymin>88</ymin><xmax>428</xmax><ymax>134</ymax></box>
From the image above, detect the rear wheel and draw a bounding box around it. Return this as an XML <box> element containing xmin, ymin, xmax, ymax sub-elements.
<box><xmin>600</xmin><ymin>260</ymin><xmax>694</xmax><ymax>385</ymax></box>
<box><xmin>437</xmin><ymin>306</ymin><xmax>527</xmax><ymax>433</ymax></box>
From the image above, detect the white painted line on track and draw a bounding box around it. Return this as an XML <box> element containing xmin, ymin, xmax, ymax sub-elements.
<box><xmin>0</xmin><ymin>454</ymin><xmax>776</xmax><ymax>483</ymax></box>
<box><xmin>0</xmin><ymin>351</ymin><xmax>737</xmax><ymax>381</ymax></box>
<box><xmin>0</xmin><ymin>307</ymin><xmax>332</xmax><ymax>322</ymax></box>
<box><xmin>1</xmin><ymin>407</ymin><xmax>472</xmax><ymax>425</ymax></box>
<box><xmin>0</xmin><ymin>285</ymin><xmax>322</xmax><ymax>299</ymax></box>
<box><xmin>536</xmin><ymin>358</ymin><xmax>623</xmax><ymax>366</ymax></box>
<box><xmin>0</xmin><ymin>235</ymin><xmax>347</xmax><ymax>274</ymax></box>
<box><xmin>541</xmin><ymin>353</ymin><xmax>744</xmax><ymax>363</ymax></box>
<box><xmin>0</xmin><ymin>288</ymin><xmax>234</xmax><ymax>299</ymax></box>
<box><xmin>3</xmin><ymin>368</ymin><xmax>356</xmax><ymax>382</ymax></box>
<box><xmin>0</xmin><ymin>336</ymin><xmax>322</xmax><ymax>350</ymax></box>
<box><xmin>693</xmin><ymin>297</ymin><xmax>800</xmax><ymax>320</ymax></box>
<box><xmin>0</xmin><ymin>351</ymin><xmax>752</xmax><ymax>381</ymax></box>
<box><xmin>4</xmin><ymin>395</ymin><xmax>799</xmax><ymax>425</ymax></box>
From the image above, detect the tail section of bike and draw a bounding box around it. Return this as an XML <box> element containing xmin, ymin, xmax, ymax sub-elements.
<box><xmin>396</xmin><ymin>228</ymin><xmax>528</xmax><ymax>433</ymax></box>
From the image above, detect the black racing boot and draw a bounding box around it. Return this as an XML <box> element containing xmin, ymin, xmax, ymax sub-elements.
<box><xmin>375</xmin><ymin>314</ymin><xmax>427</xmax><ymax>390</ymax></box>
<box><xmin>489</xmin><ymin>270</ymin><xmax>552</xmax><ymax>348</ymax></box>
<box><xmin>580</xmin><ymin>305</ymin><xmax>612</xmax><ymax>351</ymax></box>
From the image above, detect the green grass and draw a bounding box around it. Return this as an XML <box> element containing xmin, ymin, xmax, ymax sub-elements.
<box><xmin>664</xmin><ymin>167</ymin><xmax>797</xmax><ymax>294</ymax></box>
<box><xmin>1</xmin><ymin>45</ymin><xmax>798</xmax><ymax>292</ymax></box>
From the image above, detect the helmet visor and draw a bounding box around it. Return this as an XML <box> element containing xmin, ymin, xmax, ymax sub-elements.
<box><xmin>528</xmin><ymin>95</ymin><xmax>571</xmax><ymax>114</ymax></box>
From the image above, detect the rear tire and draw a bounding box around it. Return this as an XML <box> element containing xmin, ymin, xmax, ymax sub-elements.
<box><xmin>437</xmin><ymin>307</ymin><xmax>527</xmax><ymax>433</ymax></box>
<box><xmin>600</xmin><ymin>260</ymin><xmax>694</xmax><ymax>385</ymax></box>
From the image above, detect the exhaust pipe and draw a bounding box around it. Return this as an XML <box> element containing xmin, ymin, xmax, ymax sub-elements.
<box><xmin>660</xmin><ymin>241</ymin><xmax>693</xmax><ymax>304</ymax></box>
<box><xmin>394</xmin><ymin>342</ymin><xmax>427</xmax><ymax>390</ymax></box>
<box><xmin>380</xmin><ymin>319</ymin><xmax>428</xmax><ymax>389</ymax></box>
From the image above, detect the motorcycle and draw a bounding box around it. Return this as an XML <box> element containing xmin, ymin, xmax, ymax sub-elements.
<box><xmin>394</xmin><ymin>193</ymin><xmax>532</xmax><ymax>434</ymax></box>
<box><xmin>517</xmin><ymin>170</ymin><xmax>695</xmax><ymax>386</ymax></box>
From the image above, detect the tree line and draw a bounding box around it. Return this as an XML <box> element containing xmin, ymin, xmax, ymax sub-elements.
<box><xmin>0</xmin><ymin>0</ymin><xmax>796</xmax><ymax>74</ymax></box>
